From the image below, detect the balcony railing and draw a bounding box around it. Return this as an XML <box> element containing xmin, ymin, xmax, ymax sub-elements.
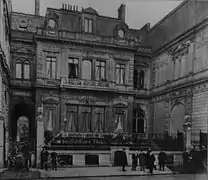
<box><xmin>36</xmin><ymin>28</ymin><xmax>141</xmax><ymax>48</ymax></box>
<box><xmin>44</xmin><ymin>131</ymin><xmax>184</xmax><ymax>151</ymax></box>
<box><xmin>11</xmin><ymin>79</ymin><xmax>32</xmax><ymax>87</ymax></box>
<box><xmin>61</xmin><ymin>78</ymin><xmax>134</xmax><ymax>92</ymax></box>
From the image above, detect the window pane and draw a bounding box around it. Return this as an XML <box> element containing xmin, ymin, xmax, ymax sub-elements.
<box><xmin>89</xmin><ymin>19</ymin><xmax>92</xmax><ymax>33</ymax></box>
<box><xmin>121</xmin><ymin>68</ymin><xmax>125</xmax><ymax>84</ymax></box>
<box><xmin>51</xmin><ymin>61</ymin><xmax>56</xmax><ymax>79</ymax></box>
<box><xmin>84</xmin><ymin>19</ymin><xmax>88</xmax><ymax>32</ymax></box>
<box><xmin>68</xmin><ymin>59</ymin><xmax>73</xmax><ymax>63</ymax></box>
<box><xmin>101</xmin><ymin>67</ymin><xmax>105</xmax><ymax>80</ymax></box>
<box><xmin>95</xmin><ymin>66</ymin><xmax>100</xmax><ymax>81</ymax></box>
<box><xmin>24</xmin><ymin>64</ymin><xmax>30</xmax><ymax>79</ymax></box>
<box><xmin>82</xmin><ymin>60</ymin><xmax>91</xmax><ymax>80</ymax></box>
<box><xmin>46</xmin><ymin>61</ymin><xmax>51</xmax><ymax>78</ymax></box>
<box><xmin>116</xmin><ymin>68</ymin><xmax>120</xmax><ymax>84</ymax></box>
<box><xmin>16</xmin><ymin>63</ymin><xmax>22</xmax><ymax>79</ymax></box>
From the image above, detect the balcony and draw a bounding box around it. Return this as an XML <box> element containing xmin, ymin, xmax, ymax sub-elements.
<box><xmin>60</xmin><ymin>78</ymin><xmax>134</xmax><ymax>93</ymax></box>
<box><xmin>44</xmin><ymin>131</ymin><xmax>184</xmax><ymax>151</ymax></box>
<box><xmin>36</xmin><ymin>78</ymin><xmax>61</xmax><ymax>88</ymax></box>
<box><xmin>35</xmin><ymin>28</ymin><xmax>140</xmax><ymax>48</ymax></box>
<box><xmin>11</xmin><ymin>79</ymin><xmax>32</xmax><ymax>87</ymax></box>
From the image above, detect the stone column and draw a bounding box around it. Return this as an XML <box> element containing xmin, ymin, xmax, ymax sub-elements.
<box><xmin>36</xmin><ymin>107</ymin><xmax>45</xmax><ymax>168</ymax></box>
<box><xmin>0</xmin><ymin>115</ymin><xmax>4</xmax><ymax>168</ymax></box>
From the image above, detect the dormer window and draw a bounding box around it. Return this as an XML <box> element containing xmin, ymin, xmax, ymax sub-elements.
<box><xmin>118</xmin><ymin>29</ymin><xmax>125</xmax><ymax>38</ymax></box>
<box><xmin>84</xmin><ymin>17</ymin><xmax>93</xmax><ymax>33</ymax></box>
<box><xmin>48</xmin><ymin>19</ymin><xmax>56</xmax><ymax>29</ymax></box>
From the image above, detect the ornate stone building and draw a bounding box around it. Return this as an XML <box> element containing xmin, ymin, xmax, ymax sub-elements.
<box><xmin>9</xmin><ymin>0</ymin><xmax>151</xmax><ymax>166</ymax></box>
<box><xmin>6</xmin><ymin>0</ymin><xmax>208</xmax><ymax>167</ymax></box>
<box><xmin>0</xmin><ymin>0</ymin><xmax>11</xmax><ymax>168</ymax></box>
<box><xmin>148</xmin><ymin>0</ymin><xmax>208</xmax><ymax>146</ymax></box>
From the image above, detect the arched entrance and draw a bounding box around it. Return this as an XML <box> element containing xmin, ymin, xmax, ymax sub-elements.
<box><xmin>10</xmin><ymin>103</ymin><xmax>35</xmax><ymax>146</ymax></box>
<box><xmin>170</xmin><ymin>103</ymin><xmax>185</xmax><ymax>135</ymax></box>
<box><xmin>132</xmin><ymin>108</ymin><xmax>145</xmax><ymax>133</ymax></box>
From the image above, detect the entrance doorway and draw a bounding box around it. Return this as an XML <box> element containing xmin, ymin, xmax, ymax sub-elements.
<box><xmin>132</xmin><ymin>108</ymin><xmax>145</xmax><ymax>133</ymax></box>
<box><xmin>10</xmin><ymin>103</ymin><xmax>35</xmax><ymax>149</ymax></box>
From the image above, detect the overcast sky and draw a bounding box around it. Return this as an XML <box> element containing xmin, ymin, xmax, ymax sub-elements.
<box><xmin>11</xmin><ymin>0</ymin><xmax>183</xmax><ymax>29</ymax></box>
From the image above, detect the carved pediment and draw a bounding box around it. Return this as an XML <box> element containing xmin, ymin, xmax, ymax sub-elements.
<box><xmin>42</xmin><ymin>97</ymin><xmax>59</xmax><ymax>104</ymax></box>
<box><xmin>12</xmin><ymin>46</ymin><xmax>34</xmax><ymax>54</ymax></box>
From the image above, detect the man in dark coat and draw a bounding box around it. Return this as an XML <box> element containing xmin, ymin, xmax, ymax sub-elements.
<box><xmin>139</xmin><ymin>151</ymin><xmax>146</xmax><ymax>172</ymax></box>
<box><xmin>121</xmin><ymin>148</ymin><xmax>128</xmax><ymax>171</ymax></box>
<box><xmin>148</xmin><ymin>151</ymin><xmax>155</xmax><ymax>175</ymax></box>
<box><xmin>158</xmin><ymin>150</ymin><xmax>167</xmax><ymax>171</ymax></box>
<box><xmin>51</xmin><ymin>150</ymin><xmax>58</xmax><ymax>170</ymax></box>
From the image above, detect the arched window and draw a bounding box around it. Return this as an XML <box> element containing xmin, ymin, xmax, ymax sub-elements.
<box><xmin>15</xmin><ymin>60</ymin><xmax>30</xmax><ymax>80</ymax></box>
<box><xmin>139</xmin><ymin>70</ymin><xmax>145</xmax><ymax>89</ymax></box>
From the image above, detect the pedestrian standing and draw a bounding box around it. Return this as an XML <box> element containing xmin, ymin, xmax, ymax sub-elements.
<box><xmin>51</xmin><ymin>150</ymin><xmax>57</xmax><ymax>170</ymax></box>
<box><xmin>148</xmin><ymin>151</ymin><xmax>155</xmax><ymax>175</ymax></box>
<box><xmin>158</xmin><ymin>150</ymin><xmax>167</xmax><ymax>171</ymax></box>
<box><xmin>139</xmin><ymin>151</ymin><xmax>146</xmax><ymax>172</ymax></box>
<box><xmin>131</xmin><ymin>153</ymin><xmax>137</xmax><ymax>171</ymax></box>
<box><xmin>43</xmin><ymin>147</ymin><xmax>49</xmax><ymax>171</ymax></box>
<box><xmin>121</xmin><ymin>148</ymin><xmax>128</xmax><ymax>171</ymax></box>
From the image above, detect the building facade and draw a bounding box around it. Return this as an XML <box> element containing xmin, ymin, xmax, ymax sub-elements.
<box><xmin>148</xmin><ymin>0</ymin><xmax>208</xmax><ymax>146</ymax></box>
<box><xmin>0</xmin><ymin>0</ymin><xmax>11</xmax><ymax>168</ymax></box>
<box><xmin>9</xmin><ymin>0</ymin><xmax>151</xmax><ymax>166</ymax></box>
<box><xmin>5</xmin><ymin>0</ymin><xmax>208</xmax><ymax>167</ymax></box>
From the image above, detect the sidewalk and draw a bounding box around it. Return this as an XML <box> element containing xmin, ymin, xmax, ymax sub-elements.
<box><xmin>35</xmin><ymin>166</ymin><xmax>174</xmax><ymax>179</ymax></box>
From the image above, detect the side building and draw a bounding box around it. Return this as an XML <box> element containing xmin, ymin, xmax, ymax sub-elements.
<box><xmin>10</xmin><ymin>0</ymin><xmax>151</xmax><ymax>166</ymax></box>
<box><xmin>0</xmin><ymin>0</ymin><xmax>11</xmax><ymax>168</ymax></box>
<box><xmin>148</xmin><ymin>0</ymin><xmax>208</xmax><ymax>147</ymax></box>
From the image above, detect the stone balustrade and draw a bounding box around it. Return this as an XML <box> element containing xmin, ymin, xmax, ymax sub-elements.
<box><xmin>60</xmin><ymin>78</ymin><xmax>133</xmax><ymax>92</ymax></box>
<box><xmin>36</xmin><ymin>28</ymin><xmax>141</xmax><ymax>48</ymax></box>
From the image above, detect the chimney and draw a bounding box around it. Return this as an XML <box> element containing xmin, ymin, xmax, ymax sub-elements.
<box><xmin>118</xmin><ymin>3</ymin><xmax>126</xmax><ymax>22</ymax></box>
<box><xmin>35</xmin><ymin>0</ymin><xmax>40</xmax><ymax>15</ymax></box>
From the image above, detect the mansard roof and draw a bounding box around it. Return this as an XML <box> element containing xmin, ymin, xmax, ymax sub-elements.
<box><xmin>11</xmin><ymin>6</ymin><xmax>149</xmax><ymax>45</ymax></box>
<box><xmin>148</xmin><ymin>0</ymin><xmax>208</xmax><ymax>53</ymax></box>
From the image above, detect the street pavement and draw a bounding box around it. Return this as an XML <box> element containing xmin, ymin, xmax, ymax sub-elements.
<box><xmin>64</xmin><ymin>174</ymin><xmax>206</xmax><ymax>180</ymax></box>
<box><xmin>37</xmin><ymin>166</ymin><xmax>173</xmax><ymax>179</ymax></box>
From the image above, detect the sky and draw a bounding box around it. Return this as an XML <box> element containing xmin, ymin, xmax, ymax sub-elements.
<box><xmin>11</xmin><ymin>0</ymin><xmax>183</xmax><ymax>29</ymax></box>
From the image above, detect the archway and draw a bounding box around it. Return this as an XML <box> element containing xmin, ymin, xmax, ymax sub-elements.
<box><xmin>132</xmin><ymin>108</ymin><xmax>145</xmax><ymax>133</ymax></box>
<box><xmin>170</xmin><ymin>103</ymin><xmax>185</xmax><ymax>135</ymax></box>
<box><xmin>10</xmin><ymin>103</ymin><xmax>35</xmax><ymax>146</ymax></box>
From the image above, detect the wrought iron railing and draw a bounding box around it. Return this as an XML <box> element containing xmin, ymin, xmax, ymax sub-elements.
<box><xmin>44</xmin><ymin>131</ymin><xmax>184</xmax><ymax>151</ymax></box>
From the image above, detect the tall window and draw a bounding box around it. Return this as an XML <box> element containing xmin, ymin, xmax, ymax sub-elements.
<box><xmin>139</xmin><ymin>70</ymin><xmax>145</xmax><ymax>89</ymax></box>
<box><xmin>67</xmin><ymin>105</ymin><xmax>78</xmax><ymax>132</ymax></box>
<box><xmin>116</xmin><ymin>64</ymin><xmax>125</xmax><ymax>84</ymax></box>
<box><xmin>84</xmin><ymin>18</ymin><xmax>93</xmax><ymax>33</ymax></box>
<box><xmin>68</xmin><ymin>57</ymin><xmax>79</xmax><ymax>78</ymax></box>
<box><xmin>92</xmin><ymin>107</ymin><xmax>105</xmax><ymax>133</ymax></box>
<box><xmin>15</xmin><ymin>61</ymin><xmax>30</xmax><ymax>80</ymax></box>
<box><xmin>46</xmin><ymin>56</ymin><xmax>56</xmax><ymax>79</ymax></box>
<box><xmin>82</xmin><ymin>60</ymin><xmax>92</xmax><ymax>80</ymax></box>
<box><xmin>96</xmin><ymin>60</ymin><xmax>106</xmax><ymax>81</ymax></box>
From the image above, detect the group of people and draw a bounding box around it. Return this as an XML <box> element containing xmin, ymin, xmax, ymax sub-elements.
<box><xmin>40</xmin><ymin>147</ymin><xmax>58</xmax><ymax>171</ymax></box>
<box><xmin>131</xmin><ymin>149</ymin><xmax>167</xmax><ymax>175</ymax></box>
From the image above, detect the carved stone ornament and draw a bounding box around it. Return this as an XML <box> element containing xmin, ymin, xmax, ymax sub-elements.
<box><xmin>42</xmin><ymin>97</ymin><xmax>59</xmax><ymax>104</ymax></box>
<box><xmin>19</xmin><ymin>19</ymin><xmax>32</xmax><ymax>29</ymax></box>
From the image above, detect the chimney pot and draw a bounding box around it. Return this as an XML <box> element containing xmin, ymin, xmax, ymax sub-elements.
<box><xmin>118</xmin><ymin>3</ymin><xmax>126</xmax><ymax>22</ymax></box>
<box><xmin>35</xmin><ymin>0</ymin><xmax>40</xmax><ymax>15</ymax></box>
